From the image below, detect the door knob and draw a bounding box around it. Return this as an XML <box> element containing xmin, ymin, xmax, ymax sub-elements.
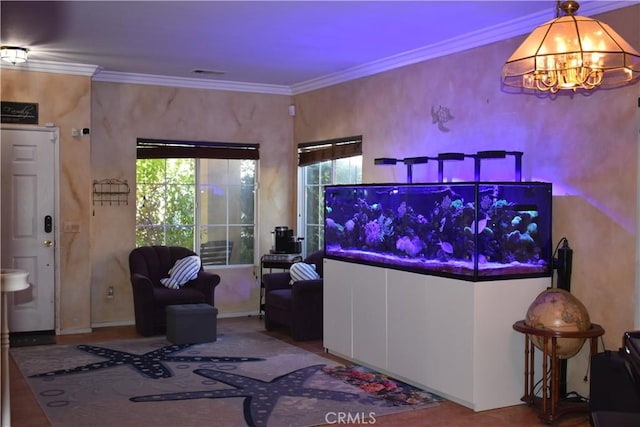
<box><xmin>43</xmin><ymin>240</ymin><xmax>53</xmax><ymax>247</ymax></box>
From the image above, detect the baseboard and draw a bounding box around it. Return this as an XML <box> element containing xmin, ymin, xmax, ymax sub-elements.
<box><xmin>87</xmin><ymin>310</ymin><xmax>261</xmax><ymax>330</ymax></box>
<box><xmin>57</xmin><ymin>327</ymin><xmax>93</xmax><ymax>335</ymax></box>
<box><xmin>218</xmin><ymin>311</ymin><xmax>261</xmax><ymax>319</ymax></box>
<box><xmin>89</xmin><ymin>312</ymin><xmax>260</xmax><ymax>329</ymax></box>
<box><xmin>91</xmin><ymin>319</ymin><xmax>136</xmax><ymax>329</ymax></box>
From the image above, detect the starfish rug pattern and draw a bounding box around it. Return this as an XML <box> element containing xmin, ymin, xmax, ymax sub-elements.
<box><xmin>131</xmin><ymin>364</ymin><xmax>364</xmax><ymax>427</ymax></box>
<box><xmin>29</xmin><ymin>343</ymin><xmax>264</xmax><ymax>379</ymax></box>
<box><xmin>13</xmin><ymin>333</ymin><xmax>444</xmax><ymax>426</ymax></box>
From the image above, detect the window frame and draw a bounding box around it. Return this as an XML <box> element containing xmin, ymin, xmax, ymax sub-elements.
<box><xmin>296</xmin><ymin>136</ymin><xmax>363</xmax><ymax>258</ymax></box>
<box><xmin>135</xmin><ymin>138</ymin><xmax>259</xmax><ymax>268</ymax></box>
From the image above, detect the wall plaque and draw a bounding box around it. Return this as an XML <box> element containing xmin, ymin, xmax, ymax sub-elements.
<box><xmin>1</xmin><ymin>101</ymin><xmax>39</xmax><ymax>124</ymax></box>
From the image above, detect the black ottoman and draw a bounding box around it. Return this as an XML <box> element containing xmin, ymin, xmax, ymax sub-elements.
<box><xmin>166</xmin><ymin>303</ymin><xmax>218</xmax><ymax>344</ymax></box>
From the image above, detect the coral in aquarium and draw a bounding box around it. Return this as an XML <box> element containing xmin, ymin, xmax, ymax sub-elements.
<box><xmin>396</xmin><ymin>235</ymin><xmax>423</xmax><ymax>257</ymax></box>
<box><xmin>364</xmin><ymin>220</ymin><xmax>382</xmax><ymax>246</ymax></box>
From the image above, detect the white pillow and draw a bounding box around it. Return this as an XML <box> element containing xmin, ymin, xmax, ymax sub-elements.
<box><xmin>160</xmin><ymin>255</ymin><xmax>201</xmax><ymax>289</ymax></box>
<box><xmin>289</xmin><ymin>262</ymin><xmax>320</xmax><ymax>285</ymax></box>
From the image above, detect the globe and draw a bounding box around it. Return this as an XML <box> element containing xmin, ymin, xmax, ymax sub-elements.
<box><xmin>524</xmin><ymin>288</ymin><xmax>591</xmax><ymax>359</ymax></box>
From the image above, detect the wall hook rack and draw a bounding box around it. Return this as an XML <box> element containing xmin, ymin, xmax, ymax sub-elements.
<box><xmin>92</xmin><ymin>178</ymin><xmax>130</xmax><ymax>206</ymax></box>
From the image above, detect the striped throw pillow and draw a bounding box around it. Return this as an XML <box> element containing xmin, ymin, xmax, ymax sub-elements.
<box><xmin>289</xmin><ymin>262</ymin><xmax>320</xmax><ymax>285</ymax></box>
<box><xmin>160</xmin><ymin>255</ymin><xmax>201</xmax><ymax>289</ymax></box>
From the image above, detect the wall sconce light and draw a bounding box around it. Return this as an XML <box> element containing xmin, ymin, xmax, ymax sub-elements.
<box><xmin>502</xmin><ymin>1</ymin><xmax>640</xmax><ymax>93</ymax></box>
<box><xmin>0</xmin><ymin>46</ymin><xmax>28</xmax><ymax>65</ymax></box>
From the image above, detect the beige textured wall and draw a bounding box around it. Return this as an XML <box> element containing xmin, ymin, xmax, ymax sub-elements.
<box><xmin>1</xmin><ymin>69</ymin><xmax>92</xmax><ymax>333</ymax></box>
<box><xmin>293</xmin><ymin>6</ymin><xmax>640</xmax><ymax>395</ymax></box>
<box><xmin>90</xmin><ymin>82</ymin><xmax>294</xmax><ymax>322</ymax></box>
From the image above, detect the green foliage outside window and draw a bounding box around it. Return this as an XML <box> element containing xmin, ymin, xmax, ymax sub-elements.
<box><xmin>136</xmin><ymin>159</ymin><xmax>195</xmax><ymax>249</ymax></box>
<box><xmin>136</xmin><ymin>158</ymin><xmax>256</xmax><ymax>265</ymax></box>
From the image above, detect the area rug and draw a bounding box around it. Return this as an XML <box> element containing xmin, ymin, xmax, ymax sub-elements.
<box><xmin>11</xmin><ymin>331</ymin><xmax>442</xmax><ymax>427</ymax></box>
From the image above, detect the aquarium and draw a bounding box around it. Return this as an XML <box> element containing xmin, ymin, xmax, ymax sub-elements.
<box><xmin>324</xmin><ymin>182</ymin><xmax>552</xmax><ymax>281</ymax></box>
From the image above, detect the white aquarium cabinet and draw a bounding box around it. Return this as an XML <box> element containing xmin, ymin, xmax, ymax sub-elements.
<box><xmin>323</xmin><ymin>258</ymin><xmax>548</xmax><ymax>411</ymax></box>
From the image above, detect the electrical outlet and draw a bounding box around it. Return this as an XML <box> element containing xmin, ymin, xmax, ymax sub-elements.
<box><xmin>63</xmin><ymin>222</ymin><xmax>80</xmax><ymax>233</ymax></box>
<box><xmin>107</xmin><ymin>286</ymin><xmax>114</xmax><ymax>299</ymax></box>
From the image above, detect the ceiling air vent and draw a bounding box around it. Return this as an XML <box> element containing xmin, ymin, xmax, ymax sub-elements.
<box><xmin>192</xmin><ymin>69</ymin><xmax>225</xmax><ymax>76</ymax></box>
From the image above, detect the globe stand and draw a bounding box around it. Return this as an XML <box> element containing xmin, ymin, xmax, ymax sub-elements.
<box><xmin>513</xmin><ymin>320</ymin><xmax>605</xmax><ymax>424</ymax></box>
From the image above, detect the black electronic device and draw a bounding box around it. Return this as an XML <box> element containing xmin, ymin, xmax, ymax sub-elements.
<box><xmin>556</xmin><ymin>238</ymin><xmax>573</xmax><ymax>291</ymax></box>
<box><xmin>590</xmin><ymin>340</ymin><xmax>640</xmax><ymax>427</ymax></box>
<box><xmin>272</xmin><ymin>226</ymin><xmax>302</xmax><ymax>254</ymax></box>
<box><xmin>553</xmin><ymin>237</ymin><xmax>574</xmax><ymax>399</ymax></box>
<box><xmin>623</xmin><ymin>331</ymin><xmax>640</xmax><ymax>393</ymax></box>
<box><xmin>44</xmin><ymin>215</ymin><xmax>52</xmax><ymax>233</ymax></box>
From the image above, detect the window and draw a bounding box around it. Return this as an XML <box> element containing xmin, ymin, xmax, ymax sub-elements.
<box><xmin>298</xmin><ymin>136</ymin><xmax>362</xmax><ymax>255</ymax></box>
<box><xmin>135</xmin><ymin>139</ymin><xmax>258</xmax><ymax>266</ymax></box>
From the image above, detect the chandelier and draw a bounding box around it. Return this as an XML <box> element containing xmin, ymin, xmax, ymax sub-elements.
<box><xmin>0</xmin><ymin>46</ymin><xmax>28</xmax><ymax>65</ymax></box>
<box><xmin>502</xmin><ymin>1</ymin><xmax>640</xmax><ymax>93</ymax></box>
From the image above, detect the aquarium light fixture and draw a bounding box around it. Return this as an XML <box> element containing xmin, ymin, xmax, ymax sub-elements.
<box><xmin>403</xmin><ymin>157</ymin><xmax>431</xmax><ymax>165</ymax></box>
<box><xmin>476</xmin><ymin>150</ymin><xmax>507</xmax><ymax>159</ymax></box>
<box><xmin>437</xmin><ymin>152</ymin><xmax>469</xmax><ymax>161</ymax></box>
<box><xmin>502</xmin><ymin>0</ymin><xmax>640</xmax><ymax>93</ymax></box>
<box><xmin>374</xmin><ymin>157</ymin><xmax>412</xmax><ymax>183</ymax></box>
<box><xmin>376</xmin><ymin>151</ymin><xmax>524</xmax><ymax>182</ymax></box>
<box><xmin>374</xmin><ymin>158</ymin><xmax>399</xmax><ymax>165</ymax></box>
<box><xmin>436</xmin><ymin>152</ymin><xmax>475</xmax><ymax>183</ymax></box>
<box><xmin>403</xmin><ymin>157</ymin><xmax>435</xmax><ymax>184</ymax></box>
<box><xmin>374</xmin><ymin>157</ymin><xmax>435</xmax><ymax>183</ymax></box>
<box><xmin>474</xmin><ymin>151</ymin><xmax>523</xmax><ymax>182</ymax></box>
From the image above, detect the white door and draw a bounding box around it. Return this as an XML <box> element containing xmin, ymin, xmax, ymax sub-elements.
<box><xmin>1</xmin><ymin>127</ymin><xmax>56</xmax><ymax>332</ymax></box>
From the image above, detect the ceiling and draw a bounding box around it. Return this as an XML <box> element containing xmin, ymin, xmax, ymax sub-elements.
<box><xmin>1</xmin><ymin>1</ymin><xmax>636</xmax><ymax>93</ymax></box>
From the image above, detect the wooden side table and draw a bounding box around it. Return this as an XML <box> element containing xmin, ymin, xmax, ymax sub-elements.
<box><xmin>513</xmin><ymin>320</ymin><xmax>605</xmax><ymax>424</ymax></box>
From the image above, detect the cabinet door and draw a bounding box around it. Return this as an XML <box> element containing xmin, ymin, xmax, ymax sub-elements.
<box><xmin>423</xmin><ymin>277</ymin><xmax>475</xmax><ymax>404</ymax></box>
<box><xmin>472</xmin><ymin>278</ymin><xmax>548</xmax><ymax>410</ymax></box>
<box><xmin>352</xmin><ymin>265</ymin><xmax>387</xmax><ymax>368</ymax></box>
<box><xmin>387</xmin><ymin>269</ymin><xmax>429</xmax><ymax>385</ymax></box>
<box><xmin>323</xmin><ymin>259</ymin><xmax>353</xmax><ymax>357</ymax></box>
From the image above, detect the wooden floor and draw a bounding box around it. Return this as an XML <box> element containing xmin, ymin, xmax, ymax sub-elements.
<box><xmin>9</xmin><ymin>316</ymin><xmax>591</xmax><ymax>426</ymax></box>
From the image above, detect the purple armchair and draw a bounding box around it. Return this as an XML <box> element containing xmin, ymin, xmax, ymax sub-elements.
<box><xmin>129</xmin><ymin>246</ymin><xmax>220</xmax><ymax>336</ymax></box>
<box><xmin>262</xmin><ymin>251</ymin><xmax>324</xmax><ymax>341</ymax></box>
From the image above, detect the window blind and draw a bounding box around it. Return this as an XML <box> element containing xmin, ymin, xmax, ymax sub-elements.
<box><xmin>297</xmin><ymin>135</ymin><xmax>362</xmax><ymax>166</ymax></box>
<box><xmin>137</xmin><ymin>138</ymin><xmax>260</xmax><ymax>160</ymax></box>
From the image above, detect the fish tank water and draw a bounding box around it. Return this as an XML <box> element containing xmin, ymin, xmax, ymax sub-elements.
<box><xmin>324</xmin><ymin>182</ymin><xmax>552</xmax><ymax>281</ymax></box>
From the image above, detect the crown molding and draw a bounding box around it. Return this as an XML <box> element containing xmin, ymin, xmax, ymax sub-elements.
<box><xmin>92</xmin><ymin>70</ymin><xmax>292</xmax><ymax>95</ymax></box>
<box><xmin>291</xmin><ymin>1</ymin><xmax>635</xmax><ymax>94</ymax></box>
<box><xmin>3</xmin><ymin>1</ymin><xmax>634</xmax><ymax>95</ymax></box>
<box><xmin>0</xmin><ymin>59</ymin><xmax>99</xmax><ymax>76</ymax></box>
